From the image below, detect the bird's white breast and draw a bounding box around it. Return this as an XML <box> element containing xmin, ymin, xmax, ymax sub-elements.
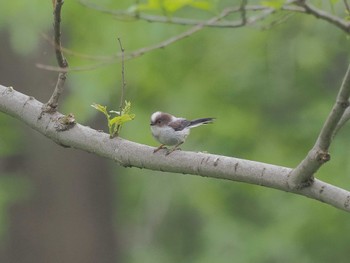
<box><xmin>151</xmin><ymin>125</ymin><xmax>190</xmax><ymax>146</ymax></box>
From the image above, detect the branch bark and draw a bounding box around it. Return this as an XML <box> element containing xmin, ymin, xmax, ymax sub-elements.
<box><xmin>1</xmin><ymin>84</ymin><xmax>350</xmax><ymax>212</ymax></box>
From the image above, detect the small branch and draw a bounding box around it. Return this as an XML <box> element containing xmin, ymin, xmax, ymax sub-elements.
<box><xmin>344</xmin><ymin>0</ymin><xmax>350</xmax><ymax>14</ymax></box>
<box><xmin>317</xmin><ymin>66</ymin><xmax>350</xmax><ymax>148</ymax></box>
<box><xmin>288</xmin><ymin>63</ymin><xmax>350</xmax><ymax>189</ymax></box>
<box><xmin>124</xmin><ymin>6</ymin><xmax>259</xmax><ymax>59</ymax></box>
<box><xmin>53</xmin><ymin>1</ymin><xmax>68</xmax><ymax>69</ymax></box>
<box><xmin>37</xmin><ymin>5</ymin><xmax>275</xmax><ymax>73</ymax></box>
<box><xmin>240</xmin><ymin>0</ymin><xmax>248</xmax><ymax>25</ymax></box>
<box><xmin>2</xmin><ymin>84</ymin><xmax>350</xmax><ymax>212</ymax></box>
<box><xmin>44</xmin><ymin>0</ymin><xmax>69</xmax><ymax>112</ymax></box>
<box><xmin>293</xmin><ymin>0</ymin><xmax>350</xmax><ymax>33</ymax></box>
<box><xmin>333</xmin><ymin>107</ymin><xmax>350</xmax><ymax>137</ymax></box>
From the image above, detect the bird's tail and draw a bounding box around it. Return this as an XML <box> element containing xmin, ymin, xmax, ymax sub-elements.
<box><xmin>189</xmin><ymin>117</ymin><xmax>215</xmax><ymax>128</ymax></box>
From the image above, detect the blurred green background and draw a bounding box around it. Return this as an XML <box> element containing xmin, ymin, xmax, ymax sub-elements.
<box><xmin>1</xmin><ymin>0</ymin><xmax>350</xmax><ymax>262</ymax></box>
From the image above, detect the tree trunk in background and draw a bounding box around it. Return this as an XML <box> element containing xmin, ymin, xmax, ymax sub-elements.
<box><xmin>0</xmin><ymin>31</ymin><xmax>118</xmax><ymax>263</ymax></box>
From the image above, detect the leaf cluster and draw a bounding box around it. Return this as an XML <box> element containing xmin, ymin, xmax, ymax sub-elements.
<box><xmin>91</xmin><ymin>101</ymin><xmax>135</xmax><ymax>138</ymax></box>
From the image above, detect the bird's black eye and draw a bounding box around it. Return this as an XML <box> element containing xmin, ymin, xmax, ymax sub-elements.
<box><xmin>157</xmin><ymin>120</ymin><xmax>162</xmax><ymax>124</ymax></box>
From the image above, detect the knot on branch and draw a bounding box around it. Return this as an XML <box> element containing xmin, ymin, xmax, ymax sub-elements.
<box><xmin>59</xmin><ymin>59</ymin><xmax>69</xmax><ymax>69</ymax></box>
<box><xmin>316</xmin><ymin>151</ymin><xmax>331</xmax><ymax>164</ymax></box>
<box><xmin>337</xmin><ymin>100</ymin><xmax>350</xmax><ymax>109</ymax></box>
<box><xmin>41</xmin><ymin>103</ymin><xmax>58</xmax><ymax>114</ymax></box>
<box><xmin>54</xmin><ymin>113</ymin><xmax>76</xmax><ymax>131</ymax></box>
<box><xmin>296</xmin><ymin>176</ymin><xmax>315</xmax><ymax>190</ymax></box>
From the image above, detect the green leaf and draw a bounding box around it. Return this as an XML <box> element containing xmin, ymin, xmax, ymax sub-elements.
<box><xmin>122</xmin><ymin>101</ymin><xmax>132</xmax><ymax>115</ymax></box>
<box><xmin>189</xmin><ymin>1</ymin><xmax>213</xmax><ymax>11</ymax></box>
<box><xmin>131</xmin><ymin>0</ymin><xmax>161</xmax><ymax>11</ymax></box>
<box><xmin>163</xmin><ymin>0</ymin><xmax>192</xmax><ymax>12</ymax></box>
<box><xmin>91</xmin><ymin>103</ymin><xmax>109</xmax><ymax>118</ymax></box>
<box><xmin>261</xmin><ymin>0</ymin><xmax>285</xmax><ymax>9</ymax></box>
<box><xmin>130</xmin><ymin>0</ymin><xmax>213</xmax><ymax>13</ymax></box>
<box><xmin>92</xmin><ymin>102</ymin><xmax>135</xmax><ymax>138</ymax></box>
<box><xmin>109</xmin><ymin>113</ymin><xmax>135</xmax><ymax>128</ymax></box>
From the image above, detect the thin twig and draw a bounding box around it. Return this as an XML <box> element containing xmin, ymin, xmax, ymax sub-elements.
<box><xmin>110</xmin><ymin>37</ymin><xmax>128</xmax><ymax>137</ymax></box>
<box><xmin>44</xmin><ymin>0</ymin><xmax>69</xmax><ymax>112</ymax></box>
<box><xmin>36</xmin><ymin>60</ymin><xmax>115</xmax><ymax>72</ymax></box>
<box><xmin>79</xmin><ymin>0</ymin><xmax>268</xmax><ymax>28</ymax></box>
<box><xmin>260</xmin><ymin>13</ymin><xmax>294</xmax><ymax>30</ymax></box>
<box><xmin>41</xmin><ymin>33</ymin><xmax>114</xmax><ymax>61</ymax></box>
<box><xmin>117</xmin><ymin>37</ymin><xmax>126</xmax><ymax>113</ymax></box>
<box><xmin>288</xmin><ymin>63</ymin><xmax>350</xmax><ymax>189</ymax></box>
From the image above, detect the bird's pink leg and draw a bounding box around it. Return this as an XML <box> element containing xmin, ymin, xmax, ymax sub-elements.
<box><xmin>153</xmin><ymin>144</ymin><xmax>167</xmax><ymax>153</ymax></box>
<box><xmin>165</xmin><ymin>142</ymin><xmax>183</xmax><ymax>156</ymax></box>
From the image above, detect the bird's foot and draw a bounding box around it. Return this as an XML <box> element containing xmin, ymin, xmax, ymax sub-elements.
<box><xmin>153</xmin><ymin>144</ymin><xmax>167</xmax><ymax>153</ymax></box>
<box><xmin>165</xmin><ymin>147</ymin><xmax>181</xmax><ymax>156</ymax></box>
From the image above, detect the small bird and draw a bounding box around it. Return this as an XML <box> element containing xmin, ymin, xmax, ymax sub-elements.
<box><xmin>150</xmin><ymin>111</ymin><xmax>214</xmax><ymax>155</ymax></box>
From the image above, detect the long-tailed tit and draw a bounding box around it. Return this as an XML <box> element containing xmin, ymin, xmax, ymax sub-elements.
<box><xmin>150</xmin><ymin>111</ymin><xmax>214</xmax><ymax>155</ymax></box>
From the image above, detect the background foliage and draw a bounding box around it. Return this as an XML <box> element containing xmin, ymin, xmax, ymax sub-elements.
<box><xmin>1</xmin><ymin>0</ymin><xmax>350</xmax><ymax>262</ymax></box>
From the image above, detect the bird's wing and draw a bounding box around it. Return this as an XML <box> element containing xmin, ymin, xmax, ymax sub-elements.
<box><xmin>168</xmin><ymin>118</ymin><xmax>190</xmax><ymax>131</ymax></box>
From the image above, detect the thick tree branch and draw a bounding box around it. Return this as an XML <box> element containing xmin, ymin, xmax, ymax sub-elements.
<box><xmin>1</xmin><ymin>84</ymin><xmax>350</xmax><ymax>212</ymax></box>
<box><xmin>288</xmin><ymin>64</ymin><xmax>350</xmax><ymax>189</ymax></box>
